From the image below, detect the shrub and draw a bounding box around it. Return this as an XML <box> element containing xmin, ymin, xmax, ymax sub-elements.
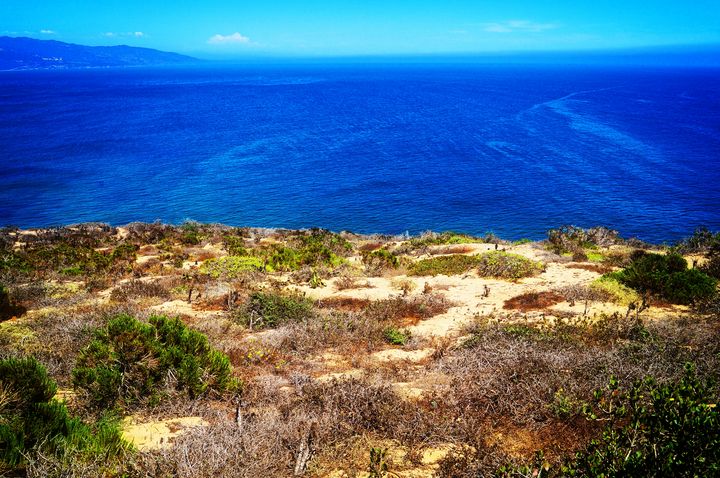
<box><xmin>613</xmin><ymin>252</ymin><xmax>717</xmax><ymax>305</ymax></box>
<box><xmin>180</xmin><ymin>221</ymin><xmax>203</xmax><ymax>245</ymax></box>
<box><xmin>237</xmin><ymin>291</ymin><xmax>314</xmax><ymax>329</ymax></box>
<box><xmin>383</xmin><ymin>326</ymin><xmax>411</xmax><ymax>345</ymax></box>
<box><xmin>547</xmin><ymin>225</ymin><xmax>619</xmax><ymax>254</ymax></box>
<box><xmin>674</xmin><ymin>226</ymin><xmax>720</xmax><ymax>254</ymax></box>
<box><xmin>476</xmin><ymin>251</ymin><xmax>544</xmax><ymax>279</ymax></box>
<box><xmin>567</xmin><ymin>364</ymin><xmax>720</xmax><ymax>477</ymax></box>
<box><xmin>408</xmin><ymin>254</ymin><xmax>480</xmax><ymax>276</ymax></box>
<box><xmin>0</xmin><ymin>285</ymin><xmax>25</xmax><ymax>321</ymax></box>
<box><xmin>72</xmin><ymin>314</ymin><xmax>237</xmax><ymax>409</ymax></box>
<box><xmin>0</xmin><ymin>357</ymin><xmax>128</xmax><ymax>469</ymax></box>
<box><xmin>409</xmin><ymin>231</ymin><xmax>482</xmax><ymax>248</ymax></box>
<box><xmin>663</xmin><ymin>269</ymin><xmax>718</xmax><ymax>305</ymax></box>
<box><xmin>199</xmin><ymin>255</ymin><xmax>266</xmax><ymax>278</ymax></box>
<box><xmin>109</xmin><ymin>280</ymin><xmax>170</xmax><ymax>302</ymax></box>
<box><xmin>362</xmin><ymin>248</ymin><xmax>399</xmax><ymax>274</ymax></box>
<box><xmin>701</xmin><ymin>242</ymin><xmax>720</xmax><ymax>280</ymax></box>
<box><xmin>590</xmin><ymin>276</ymin><xmax>641</xmax><ymax>306</ymax></box>
<box><xmin>295</xmin><ymin>228</ymin><xmax>353</xmax><ymax>256</ymax></box>
<box><xmin>223</xmin><ymin>235</ymin><xmax>248</xmax><ymax>256</ymax></box>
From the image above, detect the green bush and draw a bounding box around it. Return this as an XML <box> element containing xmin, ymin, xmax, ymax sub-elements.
<box><xmin>0</xmin><ymin>285</ymin><xmax>25</xmax><ymax>321</ymax></box>
<box><xmin>237</xmin><ymin>291</ymin><xmax>314</xmax><ymax>329</ymax></box>
<box><xmin>362</xmin><ymin>248</ymin><xmax>399</xmax><ymax>272</ymax></box>
<box><xmin>504</xmin><ymin>365</ymin><xmax>719</xmax><ymax>477</ymax></box>
<box><xmin>701</xmin><ymin>242</ymin><xmax>720</xmax><ymax>280</ymax></box>
<box><xmin>570</xmin><ymin>364</ymin><xmax>719</xmax><ymax>477</ymax></box>
<box><xmin>72</xmin><ymin>315</ymin><xmax>237</xmax><ymax>409</ymax></box>
<box><xmin>613</xmin><ymin>252</ymin><xmax>717</xmax><ymax>305</ymax></box>
<box><xmin>0</xmin><ymin>357</ymin><xmax>128</xmax><ymax>469</ymax></box>
<box><xmin>383</xmin><ymin>326</ymin><xmax>411</xmax><ymax>345</ymax></box>
<box><xmin>475</xmin><ymin>251</ymin><xmax>544</xmax><ymax>280</ymax></box>
<box><xmin>674</xmin><ymin>226</ymin><xmax>720</xmax><ymax>254</ymax></box>
<box><xmin>223</xmin><ymin>235</ymin><xmax>248</xmax><ymax>256</ymax></box>
<box><xmin>200</xmin><ymin>255</ymin><xmax>266</xmax><ymax>278</ymax></box>
<box><xmin>408</xmin><ymin>254</ymin><xmax>480</xmax><ymax>276</ymax></box>
<box><xmin>409</xmin><ymin>231</ymin><xmax>482</xmax><ymax>248</ymax></box>
<box><xmin>663</xmin><ymin>269</ymin><xmax>718</xmax><ymax>305</ymax></box>
<box><xmin>590</xmin><ymin>276</ymin><xmax>641</xmax><ymax>306</ymax></box>
<box><xmin>547</xmin><ymin>225</ymin><xmax>620</xmax><ymax>254</ymax></box>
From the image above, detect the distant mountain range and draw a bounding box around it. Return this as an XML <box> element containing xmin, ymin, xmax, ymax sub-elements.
<box><xmin>0</xmin><ymin>36</ymin><xmax>198</xmax><ymax>70</ymax></box>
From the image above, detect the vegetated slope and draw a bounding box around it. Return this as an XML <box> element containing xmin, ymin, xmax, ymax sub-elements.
<box><xmin>1</xmin><ymin>223</ymin><xmax>718</xmax><ymax>477</ymax></box>
<box><xmin>0</xmin><ymin>36</ymin><xmax>198</xmax><ymax>70</ymax></box>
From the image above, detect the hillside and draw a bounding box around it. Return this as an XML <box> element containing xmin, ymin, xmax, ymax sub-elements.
<box><xmin>1</xmin><ymin>223</ymin><xmax>719</xmax><ymax>476</ymax></box>
<box><xmin>0</xmin><ymin>36</ymin><xmax>198</xmax><ymax>70</ymax></box>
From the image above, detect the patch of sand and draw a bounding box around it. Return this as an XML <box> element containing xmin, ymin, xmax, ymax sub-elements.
<box><xmin>150</xmin><ymin>299</ymin><xmax>225</xmax><ymax>320</ymax></box>
<box><xmin>315</xmin><ymin>369</ymin><xmax>365</xmax><ymax>382</ymax></box>
<box><xmin>371</xmin><ymin>348</ymin><xmax>434</xmax><ymax>363</ymax></box>
<box><xmin>122</xmin><ymin>416</ymin><xmax>209</xmax><ymax>451</ymax></box>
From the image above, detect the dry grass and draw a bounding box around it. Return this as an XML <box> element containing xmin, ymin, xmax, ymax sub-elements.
<box><xmin>3</xmin><ymin>223</ymin><xmax>720</xmax><ymax>477</ymax></box>
<box><xmin>503</xmin><ymin>291</ymin><xmax>565</xmax><ymax>311</ymax></box>
<box><xmin>109</xmin><ymin>279</ymin><xmax>171</xmax><ymax>303</ymax></box>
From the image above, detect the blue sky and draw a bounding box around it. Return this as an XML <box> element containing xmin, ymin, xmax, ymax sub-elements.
<box><xmin>2</xmin><ymin>0</ymin><xmax>720</xmax><ymax>57</ymax></box>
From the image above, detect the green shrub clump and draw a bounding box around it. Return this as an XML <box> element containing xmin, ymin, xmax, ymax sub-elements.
<box><xmin>408</xmin><ymin>254</ymin><xmax>480</xmax><ymax>276</ymax></box>
<box><xmin>590</xmin><ymin>275</ymin><xmax>641</xmax><ymax>306</ymax></box>
<box><xmin>200</xmin><ymin>255</ymin><xmax>266</xmax><ymax>278</ymax></box>
<box><xmin>547</xmin><ymin>225</ymin><xmax>619</xmax><ymax>254</ymax></box>
<box><xmin>0</xmin><ymin>285</ymin><xmax>26</xmax><ymax>321</ymax></box>
<box><xmin>237</xmin><ymin>291</ymin><xmax>314</xmax><ymax>329</ymax></box>
<box><xmin>0</xmin><ymin>357</ymin><xmax>128</xmax><ymax>469</ymax></box>
<box><xmin>383</xmin><ymin>327</ymin><xmax>411</xmax><ymax>345</ymax></box>
<box><xmin>72</xmin><ymin>315</ymin><xmax>237</xmax><ymax>409</ymax></box>
<box><xmin>475</xmin><ymin>251</ymin><xmax>544</xmax><ymax>279</ymax></box>
<box><xmin>570</xmin><ymin>364</ymin><xmax>719</xmax><ymax>477</ymax></box>
<box><xmin>362</xmin><ymin>248</ymin><xmax>399</xmax><ymax>272</ymax></box>
<box><xmin>611</xmin><ymin>252</ymin><xmax>717</xmax><ymax>305</ymax></box>
<box><xmin>409</xmin><ymin>231</ymin><xmax>482</xmax><ymax>248</ymax></box>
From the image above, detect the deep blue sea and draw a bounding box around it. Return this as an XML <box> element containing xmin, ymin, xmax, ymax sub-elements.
<box><xmin>1</xmin><ymin>63</ymin><xmax>719</xmax><ymax>242</ymax></box>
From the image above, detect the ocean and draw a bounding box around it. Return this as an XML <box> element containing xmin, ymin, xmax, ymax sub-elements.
<box><xmin>1</xmin><ymin>63</ymin><xmax>719</xmax><ymax>243</ymax></box>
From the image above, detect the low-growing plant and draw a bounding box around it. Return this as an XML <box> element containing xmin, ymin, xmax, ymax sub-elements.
<box><xmin>409</xmin><ymin>231</ymin><xmax>482</xmax><ymax>248</ymax></box>
<box><xmin>611</xmin><ymin>252</ymin><xmax>717</xmax><ymax>305</ymax></box>
<box><xmin>200</xmin><ymin>255</ymin><xmax>266</xmax><ymax>278</ymax></box>
<box><xmin>223</xmin><ymin>234</ymin><xmax>248</xmax><ymax>256</ymax></box>
<box><xmin>383</xmin><ymin>326</ymin><xmax>411</xmax><ymax>345</ymax></box>
<box><xmin>0</xmin><ymin>357</ymin><xmax>129</xmax><ymax>470</ymax></box>
<box><xmin>72</xmin><ymin>314</ymin><xmax>237</xmax><ymax>409</ymax></box>
<box><xmin>368</xmin><ymin>447</ymin><xmax>390</xmax><ymax>478</ymax></box>
<box><xmin>674</xmin><ymin>226</ymin><xmax>720</xmax><ymax>254</ymax></box>
<box><xmin>109</xmin><ymin>280</ymin><xmax>170</xmax><ymax>303</ymax></box>
<box><xmin>0</xmin><ymin>284</ymin><xmax>26</xmax><ymax>321</ymax></box>
<box><xmin>547</xmin><ymin>225</ymin><xmax>620</xmax><ymax>255</ymax></box>
<box><xmin>569</xmin><ymin>364</ymin><xmax>719</xmax><ymax>477</ymax></box>
<box><xmin>363</xmin><ymin>248</ymin><xmax>399</xmax><ymax>274</ymax></box>
<box><xmin>590</xmin><ymin>275</ymin><xmax>641</xmax><ymax>306</ymax></box>
<box><xmin>408</xmin><ymin>254</ymin><xmax>480</xmax><ymax>276</ymax></box>
<box><xmin>476</xmin><ymin>251</ymin><xmax>544</xmax><ymax>280</ymax></box>
<box><xmin>236</xmin><ymin>291</ymin><xmax>314</xmax><ymax>329</ymax></box>
<box><xmin>701</xmin><ymin>242</ymin><xmax>720</xmax><ymax>280</ymax></box>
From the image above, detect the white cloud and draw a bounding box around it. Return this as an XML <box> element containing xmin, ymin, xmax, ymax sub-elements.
<box><xmin>482</xmin><ymin>20</ymin><xmax>558</xmax><ymax>33</ymax></box>
<box><xmin>40</xmin><ymin>29</ymin><xmax>56</xmax><ymax>35</ymax></box>
<box><xmin>207</xmin><ymin>32</ymin><xmax>251</xmax><ymax>45</ymax></box>
<box><xmin>103</xmin><ymin>31</ymin><xmax>146</xmax><ymax>38</ymax></box>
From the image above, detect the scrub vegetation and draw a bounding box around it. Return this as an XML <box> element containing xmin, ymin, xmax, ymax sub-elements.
<box><xmin>0</xmin><ymin>222</ymin><xmax>718</xmax><ymax>477</ymax></box>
